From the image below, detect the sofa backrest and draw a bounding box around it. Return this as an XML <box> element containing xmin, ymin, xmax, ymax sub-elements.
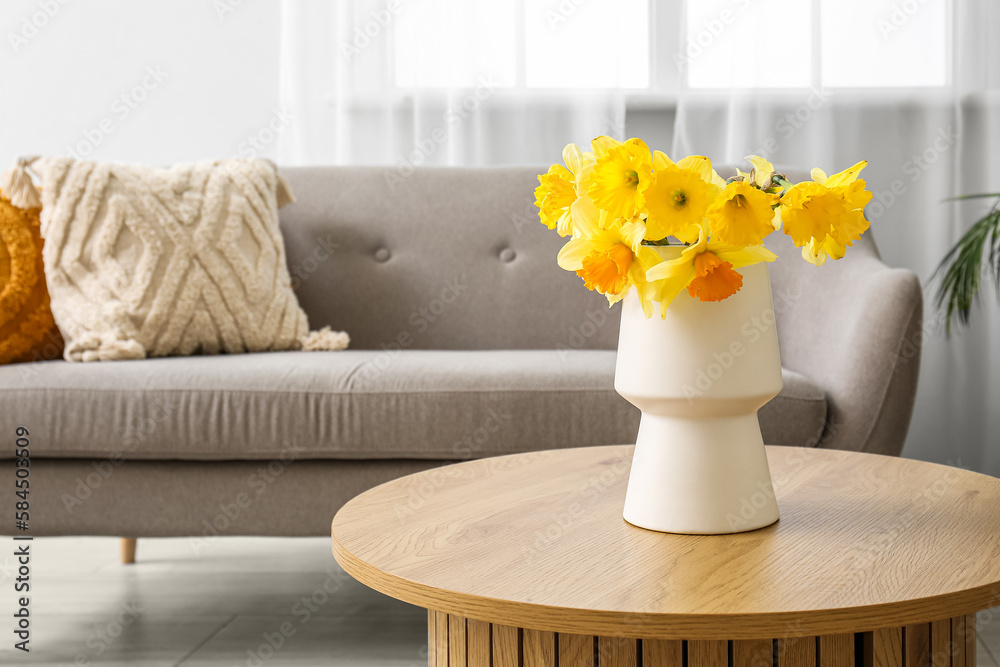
<box><xmin>279</xmin><ymin>166</ymin><xmax>619</xmax><ymax>350</ymax></box>
<box><xmin>279</xmin><ymin>165</ymin><xmax>881</xmax><ymax>353</ymax></box>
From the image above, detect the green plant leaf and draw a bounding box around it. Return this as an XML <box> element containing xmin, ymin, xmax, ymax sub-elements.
<box><xmin>932</xmin><ymin>196</ymin><xmax>1000</xmax><ymax>334</ymax></box>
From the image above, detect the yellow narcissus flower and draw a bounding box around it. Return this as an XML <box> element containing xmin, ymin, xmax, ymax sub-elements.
<box><xmin>535</xmin><ymin>164</ymin><xmax>576</xmax><ymax>231</ymax></box>
<box><xmin>557</xmin><ymin>197</ymin><xmax>665</xmax><ymax>317</ymax></box>
<box><xmin>557</xmin><ymin>220</ymin><xmax>644</xmax><ymax>301</ymax></box>
<box><xmin>780</xmin><ymin>161</ymin><xmax>873</xmax><ymax>266</ymax></box>
<box><xmin>642</xmin><ymin>152</ymin><xmax>723</xmax><ymax>243</ymax></box>
<box><xmin>707</xmin><ymin>180</ymin><xmax>779</xmax><ymax>246</ymax></box>
<box><xmin>738</xmin><ymin>155</ymin><xmax>778</xmax><ymax>189</ymax></box>
<box><xmin>542</xmin><ymin>139</ymin><xmax>874</xmax><ymax>318</ymax></box>
<box><xmin>645</xmin><ymin>225</ymin><xmax>777</xmax><ymax>316</ymax></box>
<box><xmin>584</xmin><ymin>136</ymin><xmax>652</xmax><ymax>222</ymax></box>
<box><xmin>591</xmin><ymin>135</ymin><xmax>623</xmax><ymax>158</ymax></box>
<box><xmin>534</xmin><ymin>143</ymin><xmax>596</xmax><ymax>237</ymax></box>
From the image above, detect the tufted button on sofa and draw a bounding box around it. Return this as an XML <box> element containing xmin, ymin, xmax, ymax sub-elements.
<box><xmin>0</xmin><ymin>166</ymin><xmax>921</xmax><ymax>538</ymax></box>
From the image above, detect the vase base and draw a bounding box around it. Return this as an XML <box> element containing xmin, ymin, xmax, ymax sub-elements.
<box><xmin>622</xmin><ymin>412</ymin><xmax>780</xmax><ymax>535</ymax></box>
<box><xmin>622</xmin><ymin>514</ymin><xmax>779</xmax><ymax>536</ymax></box>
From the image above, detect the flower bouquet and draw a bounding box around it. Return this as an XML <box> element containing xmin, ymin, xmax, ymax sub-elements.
<box><xmin>535</xmin><ymin>137</ymin><xmax>875</xmax><ymax>535</ymax></box>
<box><xmin>535</xmin><ymin>136</ymin><xmax>874</xmax><ymax>317</ymax></box>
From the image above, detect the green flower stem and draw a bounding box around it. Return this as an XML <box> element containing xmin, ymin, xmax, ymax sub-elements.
<box><xmin>772</xmin><ymin>174</ymin><xmax>793</xmax><ymax>191</ymax></box>
<box><xmin>642</xmin><ymin>239</ymin><xmax>691</xmax><ymax>246</ymax></box>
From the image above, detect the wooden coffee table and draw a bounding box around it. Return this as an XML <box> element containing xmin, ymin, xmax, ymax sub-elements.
<box><xmin>332</xmin><ymin>446</ymin><xmax>1000</xmax><ymax>667</ymax></box>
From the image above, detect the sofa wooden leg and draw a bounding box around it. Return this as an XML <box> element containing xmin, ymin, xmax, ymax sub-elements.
<box><xmin>120</xmin><ymin>538</ymin><xmax>137</xmax><ymax>564</ymax></box>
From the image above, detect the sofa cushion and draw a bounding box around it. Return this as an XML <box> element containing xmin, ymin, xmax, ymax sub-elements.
<box><xmin>34</xmin><ymin>158</ymin><xmax>312</xmax><ymax>362</ymax></box>
<box><xmin>760</xmin><ymin>369</ymin><xmax>828</xmax><ymax>447</ymax></box>
<box><xmin>0</xmin><ymin>195</ymin><xmax>63</xmax><ymax>364</ymax></box>
<box><xmin>0</xmin><ymin>351</ymin><xmax>826</xmax><ymax>460</ymax></box>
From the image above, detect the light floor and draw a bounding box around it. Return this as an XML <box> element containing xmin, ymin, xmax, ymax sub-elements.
<box><xmin>0</xmin><ymin>537</ymin><xmax>997</xmax><ymax>666</ymax></box>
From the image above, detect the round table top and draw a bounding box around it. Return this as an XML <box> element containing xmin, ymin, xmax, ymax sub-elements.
<box><xmin>332</xmin><ymin>446</ymin><xmax>1000</xmax><ymax>639</ymax></box>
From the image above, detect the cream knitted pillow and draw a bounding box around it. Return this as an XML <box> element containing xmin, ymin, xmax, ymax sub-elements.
<box><xmin>28</xmin><ymin>157</ymin><xmax>338</xmax><ymax>362</ymax></box>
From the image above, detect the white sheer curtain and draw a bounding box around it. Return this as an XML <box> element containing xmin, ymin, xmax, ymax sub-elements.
<box><xmin>669</xmin><ymin>0</ymin><xmax>1000</xmax><ymax>474</ymax></box>
<box><xmin>278</xmin><ymin>0</ymin><xmax>1000</xmax><ymax>474</ymax></box>
<box><xmin>277</xmin><ymin>0</ymin><xmax>632</xmax><ymax>167</ymax></box>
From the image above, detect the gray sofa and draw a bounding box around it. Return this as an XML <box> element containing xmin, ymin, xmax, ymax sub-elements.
<box><xmin>0</xmin><ymin>166</ymin><xmax>922</xmax><ymax>538</ymax></box>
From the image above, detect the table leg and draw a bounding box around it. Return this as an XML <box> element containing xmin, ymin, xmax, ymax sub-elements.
<box><xmin>120</xmin><ymin>537</ymin><xmax>137</xmax><ymax>564</ymax></box>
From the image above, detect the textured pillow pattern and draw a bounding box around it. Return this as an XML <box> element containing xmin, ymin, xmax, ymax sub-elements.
<box><xmin>36</xmin><ymin>158</ymin><xmax>310</xmax><ymax>361</ymax></box>
<box><xmin>0</xmin><ymin>195</ymin><xmax>63</xmax><ymax>364</ymax></box>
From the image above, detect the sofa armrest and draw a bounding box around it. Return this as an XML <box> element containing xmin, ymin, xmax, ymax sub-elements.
<box><xmin>771</xmin><ymin>236</ymin><xmax>923</xmax><ymax>456</ymax></box>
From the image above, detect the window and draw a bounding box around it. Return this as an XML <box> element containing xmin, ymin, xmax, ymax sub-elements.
<box><xmin>684</xmin><ymin>0</ymin><xmax>949</xmax><ymax>89</ymax></box>
<box><xmin>393</xmin><ymin>3</ymin><xmax>518</xmax><ymax>88</ymax></box>
<box><xmin>524</xmin><ymin>0</ymin><xmax>648</xmax><ymax>89</ymax></box>
<box><xmin>819</xmin><ymin>0</ymin><xmax>948</xmax><ymax>88</ymax></box>
<box><xmin>390</xmin><ymin>0</ymin><xmax>949</xmax><ymax>91</ymax></box>
<box><xmin>392</xmin><ymin>0</ymin><xmax>648</xmax><ymax>89</ymax></box>
<box><xmin>683</xmin><ymin>0</ymin><xmax>812</xmax><ymax>89</ymax></box>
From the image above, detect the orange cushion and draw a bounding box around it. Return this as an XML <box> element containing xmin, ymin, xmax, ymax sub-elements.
<box><xmin>0</xmin><ymin>195</ymin><xmax>63</xmax><ymax>364</ymax></box>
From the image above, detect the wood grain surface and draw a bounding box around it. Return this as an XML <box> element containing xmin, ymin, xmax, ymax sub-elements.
<box><xmin>646</xmin><ymin>638</ymin><xmax>684</xmax><ymax>667</ymax></box>
<box><xmin>735</xmin><ymin>639</ymin><xmax>773</xmax><ymax>667</ymax></box>
<box><xmin>468</xmin><ymin>619</ymin><xmax>490</xmax><ymax>665</ymax></box>
<box><xmin>524</xmin><ymin>627</ymin><xmax>556</xmax><ymax>666</ymax></box>
<box><xmin>778</xmin><ymin>637</ymin><xmax>815</xmax><ymax>667</ymax></box>
<box><xmin>428</xmin><ymin>613</ymin><xmax>975</xmax><ymax>667</ymax></box>
<box><xmin>333</xmin><ymin>446</ymin><xmax>1000</xmax><ymax>639</ymax></box>
<box><xmin>819</xmin><ymin>634</ymin><xmax>854</xmax><ymax>667</ymax></box>
<box><xmin>864</xmin><ymin>627</ymin><xmax>901</xmax><ymax>667</ymax></box>
<box><xmin>690</xmin><ymin>639</ymin><xmax>727</xmax><ymax>667</ymax></box>
<box><xmin>558</xmin><ymin>633</ymin><xmax>593</xmax><ymax>666</ymax></box>
<box><xmin>598</xmin><ymin>636</ymin><xmax>637</xmax><ymax>666</ymax></box>
<box><xmin>494</xmin><ymin>623</ymin><xmax>520</xmax><ymax>667</ymax></box>
<box><xmin>903</xmin><ymin>624</ymin><xmax>930</xmax><ymax>667</ymax></box>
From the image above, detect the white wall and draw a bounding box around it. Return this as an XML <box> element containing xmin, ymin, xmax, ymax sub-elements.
<box><xmin>0</xmin><ymin>0</ymin><xmax>282</xmax><ymax>167</ymax></box>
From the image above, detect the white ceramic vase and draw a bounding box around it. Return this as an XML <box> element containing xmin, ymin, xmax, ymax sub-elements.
<box><xmin>615</xmin><ymin>255</ymin><xmax>782</xmax><ymax>535</ymax></box>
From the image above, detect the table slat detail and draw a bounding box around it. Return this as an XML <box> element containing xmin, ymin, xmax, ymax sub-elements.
<box><xmin>736</xmin><ymin>639</ymin><xmax>774</xmax><ymax>667</ymax></box>
<box><xmin>962</xmin><ymin>615</ymin><xmax>977</xmax><ymax>667</ymax></box>
<box><xmin>435</xmin><ymin>611</ymin><xmax>449</xmax><ymax>667</ymax></box>
<box><xmin>644</xmin><ymin>638</ymin><xmax>683</xmax><ymax>667</ymax></box>
<box><xmin>689</xmin><ymin>640</ymin><xmax>727</xmax><ymax>667</ymax></box>
<box><xmin>468</xmin><ymin>619</ymin><xmax>491</xmax><ymax>665</ymax></box>
<box><xmin>523</xmin><ymin>628</ymin><xmax>556</xmax><ymax>666</ymax></box>
<box><xmin>494</xmin><ymin>623</ymin><xmax>522</xmax><ymax>667</ymax></box>
<box><xmin>423</xmin><ymin>613</ymin><xmax>979</xmax><ymax>667</ymax></box>
<box><xmin>559</xmin><ymin>633</ymin><xmax>594</xmax><ymax>667</ymax></box>
<box><xmin>599</xmin><ymin>636</ymin><xmax>638</xmax><ymax>667</ymax></box>
<box><xmin>904</xmin><ymin>624</ymin><xmax>931</xmax><ymax>667</ymax></box>
<box><xmin>778</xmin><ymin>637</ymin><xmax>816</xmax><ymax>667</ymax></box>
<box><xmin>428</xmin><ymin>610</ymin><xmax>437</xmax><ymax>667</ymax></box>
<box><xmin>930</xmin><ymin>619</ymin><xmax>951</xmax><ymax>667</ymax></box>
<box><xmin>951</xmin><ymin>617</ymin><xmax>966</xmax><ymax>667</ymax></box>
<box><xmin>864</xmin><ymin>628</ymin><xmax>902</xmax><ymax>667</ymax></box>
<box><xmin>449</xmin><ymin>615</ymin><xmax>467</xmax><ymax>667</ymax></box>
<box><xmin>819</xmin><ymin>634</ymin><xmax>855</xmax><ymax>667</ymax></box>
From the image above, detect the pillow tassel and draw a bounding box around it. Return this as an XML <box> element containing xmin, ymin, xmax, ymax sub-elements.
<box><xmin>300</xmin><ymin>327</ymin><xmax>350</xmax><ymax>351</ymax></box>
<box><xmin>1</xmin><ymin>157</ymin><xmax>42</xmax><ymax>210</ymax></box>
<box><xmin>276</xmin><ymin>173</ymin><xmax>296</xmax><ymax>208</ymax></box>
